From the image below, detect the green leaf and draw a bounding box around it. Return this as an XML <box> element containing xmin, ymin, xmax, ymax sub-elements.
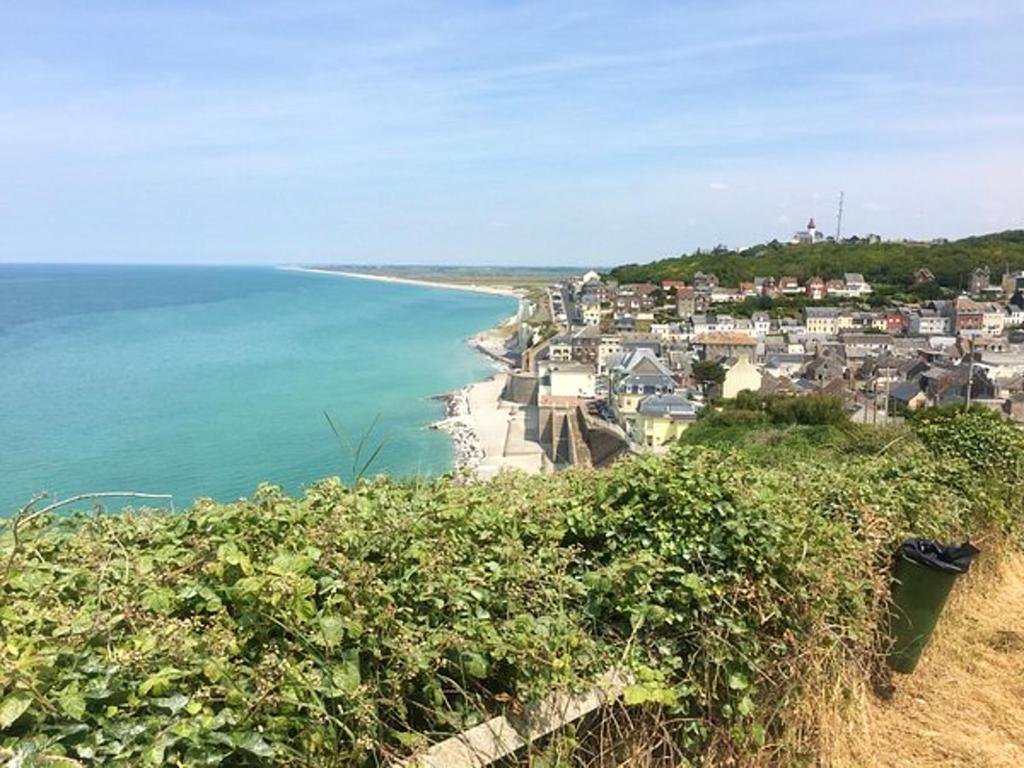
<box><xmin>330</xmin><ymin>652</ymin><xmax>362</xmax><ymax>695</ymax></box>
<box><xmin>152</xmin><ymin>694</ymin><xmax>189</xmax><ymax>714</ymax></box>
<box><xmin>737</xmin><ymin>695</ymin><xmax>755</xmax><ymax>717</ymax></box>
<box><xmin>270</xmin><ymin>552</ymin><xmax>313</xmax><ymax>576</ymax></box>
<box><xmin>141</xmin><ymin>586</ymin><xmax>177</xmax><ymax>614</ymax></box>
<box><xmin>57</xmin><ymin>687</ymin><xmax>87</xmax><ymax>720</ymax></box>
<box><xmin>728</xmin><ymin>673</ymin><xmax>750</xmax><ymax>691</ymax></box>
<box><xmin>751</xmin><ymin>722</ymin><xmax>767</xmax><ymax>747</ymax></box>
<box><xmin>319</xmin><ymin>615</ymin><xmax>345</xmax><ymax>648</ymax></box>
<box><xmin>461</xmin><ymin>651</ymin><xmax>488</xmax><ymax>679</ymax></box>
<box><xmin>623</xmin><ymin>682</ymin><xmax>677</xmax><ymax>706</ymax></box>
<box><xmin>203</xmin><ymin>659</ymin><xmax>226</xmax><ymax>683</ymax></box>
<box><xmin>138</xmin><ymin>667</ymin><xmax>183</xmax><ymax>696</ymax></box>
<box><xmin>0</xmin><ymin>691</ymin><xmax>32</xmax><ymax>729</ymax></box>
<box><xmin>235</xmin><ymin>732</ymin><xmax>275</xmax><ymax>758</ymax></box>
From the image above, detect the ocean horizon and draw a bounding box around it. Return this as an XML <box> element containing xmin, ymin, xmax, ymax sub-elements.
<box><xmin>0</xmin><ymin>264</ymin><xmax>516</xmax><ymax>514</ymax></box>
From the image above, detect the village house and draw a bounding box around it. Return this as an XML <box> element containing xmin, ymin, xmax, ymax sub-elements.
<box><xmin>634</xmin><ymin>394</ymin><xmax>700</xmax><ymax>448</ymax></box>
<box><xmin>691</xmin><ymin>313</ymin><xmax>736</xmax><ymax>335</ymax></box>
<box><xmin>954</xmin><ymin>296</ymin><xmax>985</xmax><ymax>335</ymax></box>
<box><xmin>805</xmin><ymin>276</ymin><xmax>828</xmax><ymax>300</ymax></box>
<box><xmin>1001</xmin><ymin>271</ymin><xmax>1024</xmax><ymax>296</ymax></box>
<box><xmin>763</xmin><ymin>353</ymin><xmax>806</xmax><ymax>379</ymax></box>
<box><xmin>751</xmin><ymin>311</ymin><xmax>772</xmax><ymax>337</ymax></box>
<box><xmin>714</xmin><ymin>357</ymin><xmax>764</xmax><ymax>399</ymax></box>
<box><xmin>826</xmin><ymin>278</ymin><xmax>846</xmax><ymax>296</ymax></box>
<box><xmin>968</xmin><ymin>267</ymin><xmax>991</xmax><ymax>295</ymax></box>
<box><xmin>778</xmin><ymin>276</ymin><xmax>802</xmax><ymax>295</ymax></box>
<box><xmin>609</xmin><ymin>348</ymin><xmax>677</xmax><ymax>418</ymax></box>
<box><xmin>568</xmin><ymin>324</ymin><xmax>603</xmax><ymax>364</ymax></box>
<box><xmin>886</xmin><ymin>310</ymin><xmax>909</xmax><ymax>335</ymax></box>
<box><xmin>710</xmin><ymin>286</ymin><xmax>744</xmax><ymax>304</ymax></box>
<box><xmin>888</xmin><ymin>381</ymin><xmax>929</xmax><ymax>412</ymax></box>
<box><xmin>695</xmin><ymin>332</ymin><xmax>758</xmax><ymax>363</ymax></box>
<box><xmin>837</xmin><ymin>311</ymin><xmax>887</xmax><ymax>332</ymax></box>
<box><xmin>738</xmin><ymin>281</ymin><xmax>759</xmax><ymax>298</ymax></box>
<box><xmin>912</xmin><ymin>267</ymin><xmax>936</xmax><ymax>285</ymax></box>
<box><xmin>544</xmin><ymin>363</ymin><xmax>597</xmax><ymax>405</ymax></box>
<box><xmin>676</xmin><ymin>286</ymin><xmax>706</xmax><ymax>319</ymax></box>
<box><xmin>614</xmin><ymin>283</ymin><xmax>659</xmax><ymax>314</ymax></box>
<box><xmin>908</xmin><ymin>309</ymin><xmax>951</xmax><ymax>336</ymax></box>
<box><xmin>692</xmin><ymin>271</ymin><xmax>719</xmax><ymax>290</ymax></box>
<box><xmin>580</xmin><ymin>297</ymin><xmax>603</xmax><ymax>326</ymax></box>
<box><xmin>843</xmin><ymin>273</ymin><xmax>871</xmax><ymax>297</ymax></box>
<box><xmin>548</xmin><ymin>334</ymin><xmax>573</xmax><ymax>362</ymax></box>
<box><xmin>801</xmin><ymin>353</ymin><xmax>846</xmax><ymax>385</ymax></box>
<box><xmin>596</xmin><ymin>335</ymin><xmax>624</xmax><ymax>374</ymax></box>
<box><xmin>805</xmin><ymin>307</ymin><xmax>840</xmax><ymax>335</ymax></box>
<box><xmin>753</xmin><ymin>276</ymin><xmax>777</xmax><ymax>297</ymax></box>
<box><xmin>981</xmin><ymin>302</ymin><xmax>1006</xmax><ymax>336</ymax></box>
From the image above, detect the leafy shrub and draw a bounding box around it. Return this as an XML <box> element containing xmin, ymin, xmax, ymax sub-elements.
<box><xmin>913</xmin><ymin>406</ymin><xmax>1024</xmax><ymax>477</ymax></box>
<box><xmin>731</xmin><ymin>392</ymin><xmax>848</xmax><ymax>426</ymax></box>
<box><xmin>1</xmin><ymin>419</ymin><xmax>1020</xmax><ymax>766</ymax></box>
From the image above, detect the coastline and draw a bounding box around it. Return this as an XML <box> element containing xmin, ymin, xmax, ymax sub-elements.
<box><xmin>278</xmin><ymin>265</ymin><xmax>524</xmax><ymax>299</ymax></box>
<box><xmin>290</xmin><ymin>262</ymin><xmax>542</xmax><ymax>480</ymax></box>
<box><xmin>433</xmin><ymin>322</ymin><xmax>547</xmax><ymax>480</ymax></box>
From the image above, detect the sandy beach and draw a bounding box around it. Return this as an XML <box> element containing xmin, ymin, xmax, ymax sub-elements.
<box><xmin>279</xmin><ymin>266</ymin><xmax>524</xmax><ymax>298</ymax></box>
<box><xmin>290</xmin><ymin>263</ymin><xmax>544</xmax><ymax>479</ymax></box>
<box><xmin>433</xmin><ymin>372</ymin><xmax>546</xmax><ymax>480</ymax></box>
<box><xmin>432</xmin><ymin>322</ymin><xmax>546</xmax><ymax>480</ymax></box>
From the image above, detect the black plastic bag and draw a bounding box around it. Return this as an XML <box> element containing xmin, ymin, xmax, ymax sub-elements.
<box><xmin>900</xmin><ymin>539</ymin><xmax>979</xmax><ymax>574</ymax></box>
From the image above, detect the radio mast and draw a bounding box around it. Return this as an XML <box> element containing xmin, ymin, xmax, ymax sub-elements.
<box><xmin>835</xmin><ymin>191</ymin><xmax>844</xmax><ymax>240</ymax></box>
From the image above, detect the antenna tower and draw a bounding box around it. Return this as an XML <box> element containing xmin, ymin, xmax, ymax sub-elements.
<box><xmin>835</xmin><ymin>191</ymin><xmax>844</xmax><ymax>240</ymax></box>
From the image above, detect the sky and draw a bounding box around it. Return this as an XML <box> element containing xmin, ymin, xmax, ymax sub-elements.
<box><xmin>1</xmin><ymin>1</ymin><xmax>1023</xmax><ymax>266</ymax></box>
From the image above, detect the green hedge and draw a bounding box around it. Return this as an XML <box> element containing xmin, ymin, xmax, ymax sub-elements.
<box><xmin>1</xmin><ymin>411</ymin><xmax>1020</xmax><ymax>766</ymax></box>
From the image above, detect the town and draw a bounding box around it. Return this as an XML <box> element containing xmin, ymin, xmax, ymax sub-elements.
<box><xmin>475</xmin><ymin>233</ymin><xmax>1024</xmax><ymax>472</ymax></box>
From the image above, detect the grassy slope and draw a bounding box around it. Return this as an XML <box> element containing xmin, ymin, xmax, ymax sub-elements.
<box><xmin>829</xmin><ymin>552</ymin><xmax>1024</xmax><ymax>767</ymax></box>
<box><xmin>605</xmin><ymin>230</ymin><xmax>1024</xmax><ymax>288</ymax></box>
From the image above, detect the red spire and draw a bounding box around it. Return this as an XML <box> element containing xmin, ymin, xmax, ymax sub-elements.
<box><xmin>807</xmin><ymin>217</ymin><xmax>816</xmax><ymax>230</ymax></box>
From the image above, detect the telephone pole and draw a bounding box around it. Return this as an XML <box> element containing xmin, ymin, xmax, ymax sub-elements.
<box><xmin>835</xmin><ymin>191</ymin><xmax>844</xmax><ymax>241</ymax></box>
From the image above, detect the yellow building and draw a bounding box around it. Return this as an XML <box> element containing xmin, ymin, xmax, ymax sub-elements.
<box><xmin>804</xmin><ymin>307</ymin><xmax>840</xmax><ymax>335</ymax></box>
<box><xmin>635</xmin><ymin>394</ymin><xmax>699</xmax><ymax>447</ymax></box>
<box><xmin>719</xmin><ymin>357</ymin><xmax>763</xmax><ymax>399</ymax></box>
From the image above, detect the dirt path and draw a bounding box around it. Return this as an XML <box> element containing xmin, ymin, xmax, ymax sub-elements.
<box><xmin>833</xmin><ymin>553</ymin><xmax>1024</xmax><ymax>767</ymax></box>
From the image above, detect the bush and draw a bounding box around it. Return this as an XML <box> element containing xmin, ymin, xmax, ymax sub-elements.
<box><xmin>1</xmin><ymin>418</ymin><xmax>1020</xmax><ymax>766</ymax></box>
<box><xmin>913</xmin><ymin>406</ymin><xmax>1024</xmax><ymax>477</ymax></box>
<box><xmin>732</xmin><ymin>392</ymin><xmax>848</xmax><ymax>426</ymax></box>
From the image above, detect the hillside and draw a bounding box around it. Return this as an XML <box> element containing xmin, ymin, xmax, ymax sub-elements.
<box><xmin>605</xmin><ymin>230</ymin><xmax>1024</xmax><ymax>289</ymax></box>
<box><xmin>1</xmin><ymin>407</ymin><xmax>1021</xmax><ymax>766</ymax></box>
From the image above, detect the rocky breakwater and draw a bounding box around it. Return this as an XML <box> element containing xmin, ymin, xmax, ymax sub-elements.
<box><xmin>430</xmin><ymin>387</ymin><xmax>485</xmax><ymax>474</ymax></box>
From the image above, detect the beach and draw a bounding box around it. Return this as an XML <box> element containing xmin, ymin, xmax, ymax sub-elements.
<box><xmin>434</xmin><ymin>324</ymin><xmax>547</xmax><ymax>480</ymax></box>
<box><xmin>280</xmin><ymin>266</ymin><xmax>524</xmax><ymax>298</ymax></box>
<box><xmin>289</xmin><ymin>264</ymin><xmax>544</xmax><ymax>480</ymax></box>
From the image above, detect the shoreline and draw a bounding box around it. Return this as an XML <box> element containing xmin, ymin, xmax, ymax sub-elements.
<box><xmin>288</xmin><ymin>263</ymin><xmax>542</xmax><ymax>480</ymax></box>
<box><xmin>278</xmin><ymin>265</ymin><xmax>524</xmax><ymax>299</ymax></box>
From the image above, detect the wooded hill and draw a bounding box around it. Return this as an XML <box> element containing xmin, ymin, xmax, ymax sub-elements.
<box><xmin>606</xmin><ymin>230</ymin><xmax>1024</xmax><ymax>289</ymax></box>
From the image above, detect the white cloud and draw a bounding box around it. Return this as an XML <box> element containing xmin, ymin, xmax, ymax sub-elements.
<box><xmin>709</xmin><ymin>181</ymin><xmax>729</xmax><ymax>191</ymax></box>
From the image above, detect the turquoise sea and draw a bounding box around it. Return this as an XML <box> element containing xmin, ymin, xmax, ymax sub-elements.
<box><xmin>0</xmin><ymin>265</ymin><xmax>515</xmax><ymax>515</ymax></box>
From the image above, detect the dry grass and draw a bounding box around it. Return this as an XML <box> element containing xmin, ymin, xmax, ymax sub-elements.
<box><xmin>827</xmin><ymin>550</ymin><xmax>1024</xmax><ymax>768</ymax></box>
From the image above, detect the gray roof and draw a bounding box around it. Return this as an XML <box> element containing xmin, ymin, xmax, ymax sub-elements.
<box><xmin>805</xmin><ymin>307</ymin><xmax>840</xmax><ymax>318</ymax></box>
<box><xmin>637</xmin><ymin>394</ymin><xmax>700</xmax><ymax>419</ymax></box>
<box><xmin>618</xmin><ymin>373</ymin><xmax>676</xmax><ymax>393</ymax></box>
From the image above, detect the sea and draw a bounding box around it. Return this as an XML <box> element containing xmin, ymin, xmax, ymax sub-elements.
<box><xmin>0</xmin><ymin>264</ymin><xmax>516</xmax><ymax>515</ymax></box>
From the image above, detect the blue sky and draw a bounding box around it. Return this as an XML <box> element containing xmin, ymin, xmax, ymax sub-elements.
<box><xmin>2</xmin><ymin>1</ymin><xmax>1022</xmax><ymax>266</ymax></box>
